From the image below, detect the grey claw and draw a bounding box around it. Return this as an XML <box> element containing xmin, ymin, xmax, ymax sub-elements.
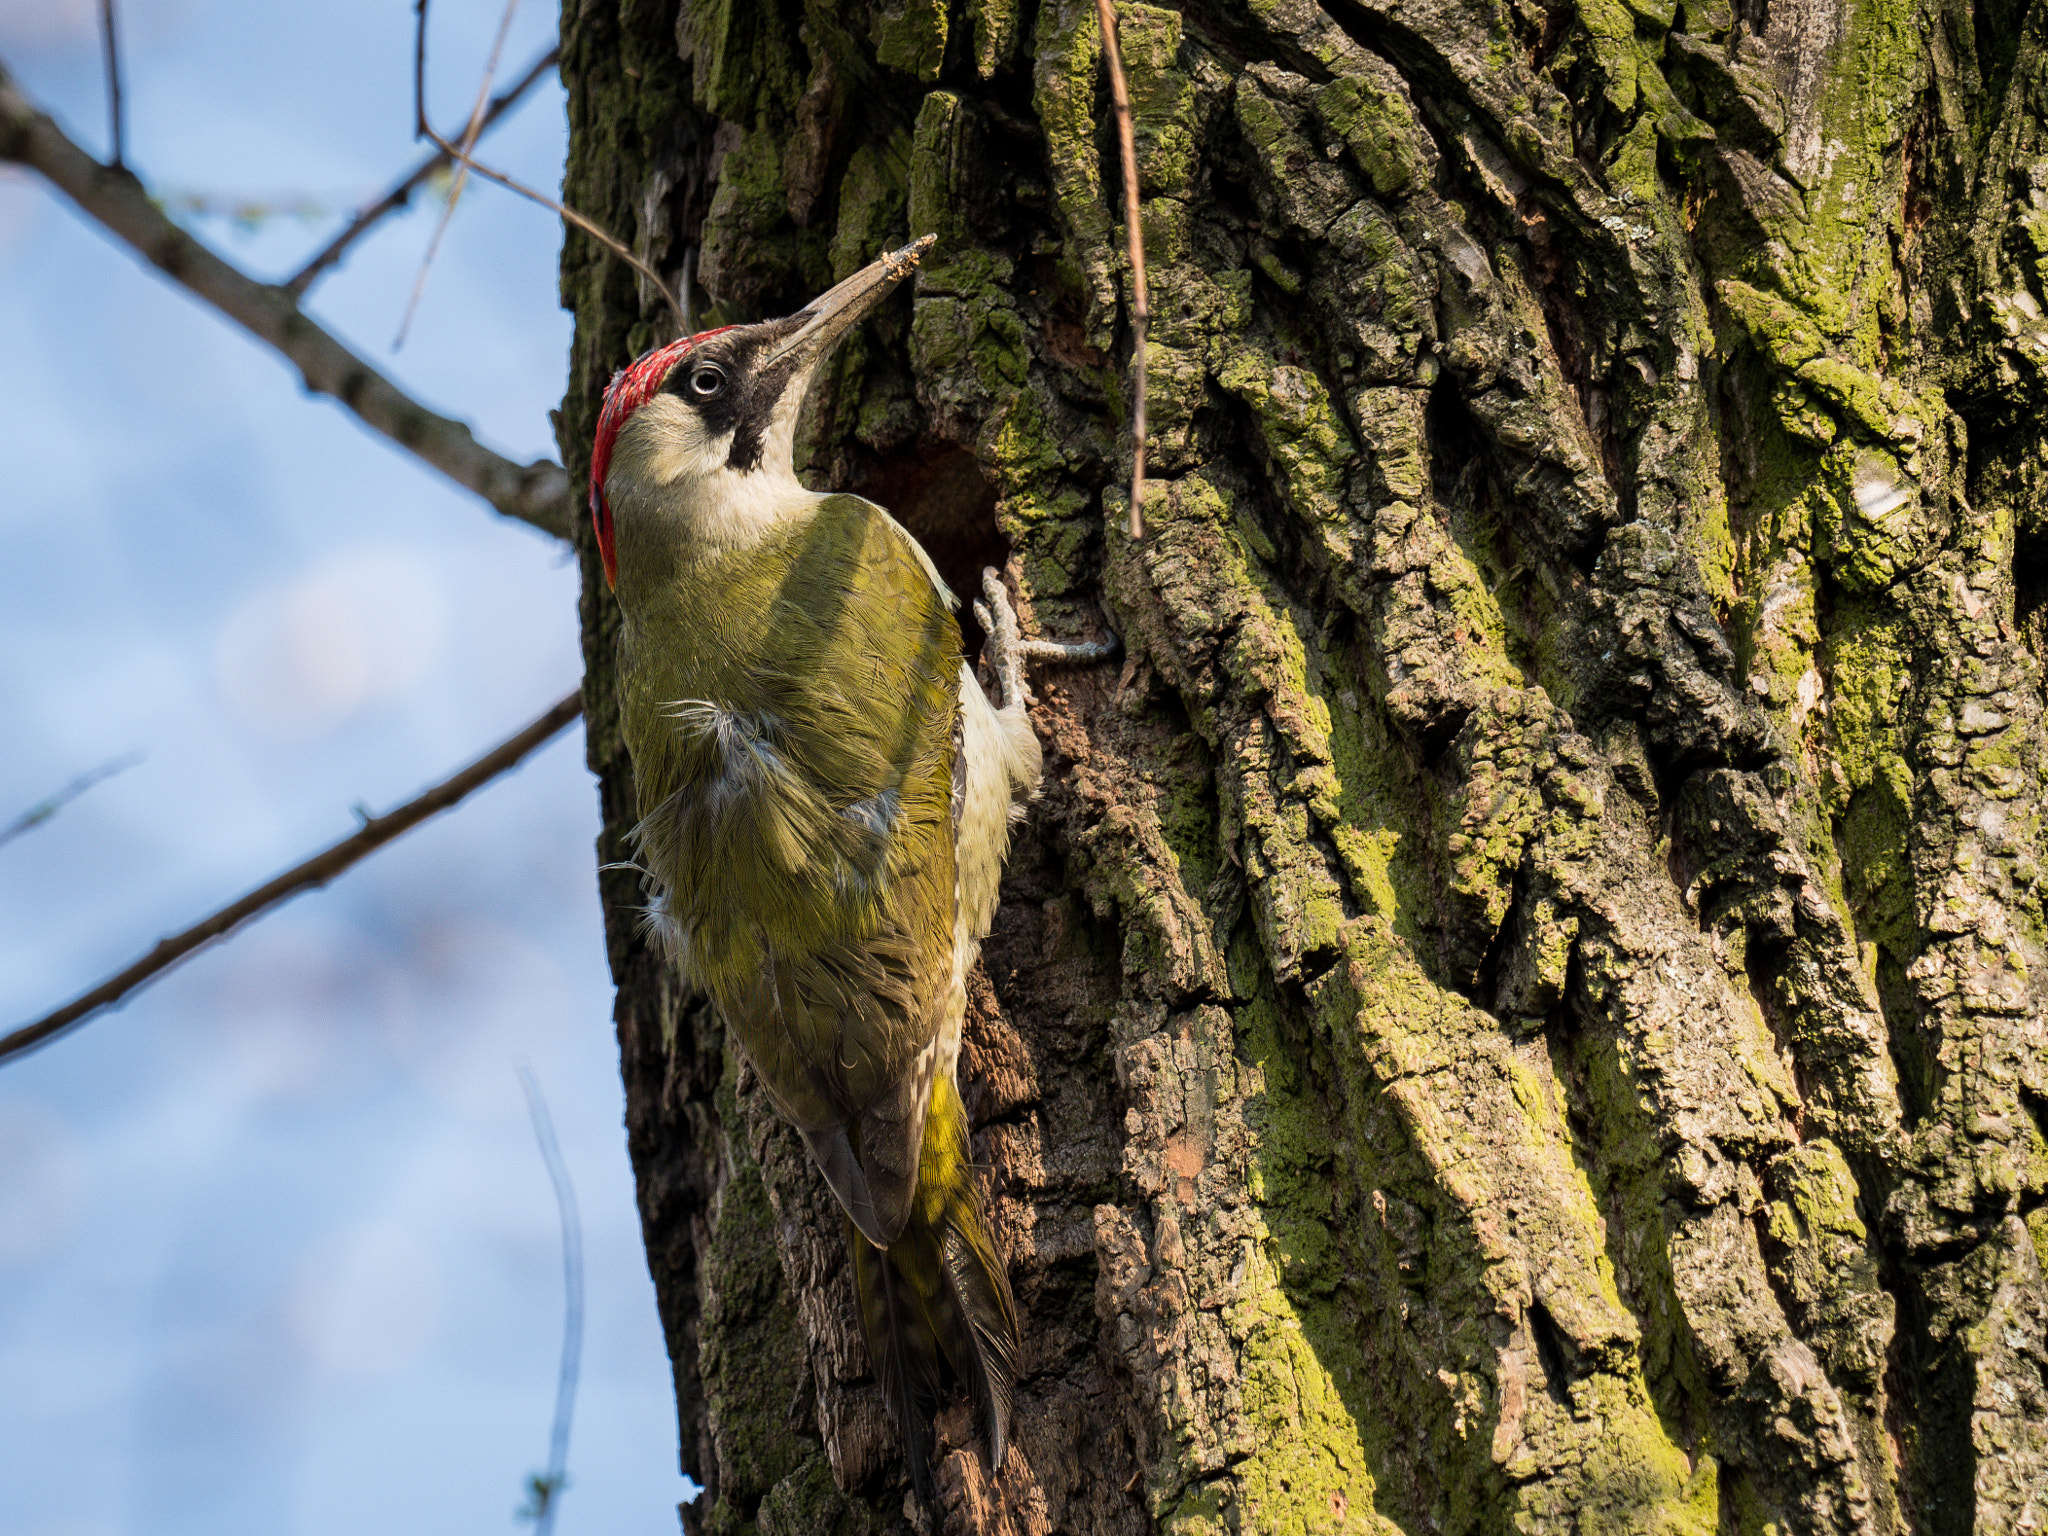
<box><xmin>978</xmin><ymin>569</ymin><xmax>1032</xmax><ymax>712</ymax></box>
<box><xmin>977</xmin><ymin>568</ymin><xmax>1117</xmax><ymax>709</ymax></box>
<box><xmin>1018</xmin><ymin>634</ymin><xmax>1120</xmax><ymax>663</ymax></box>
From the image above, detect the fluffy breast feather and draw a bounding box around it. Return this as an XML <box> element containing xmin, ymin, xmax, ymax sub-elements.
<box><xmin>619</xmin><ymin>494</ymin><xmax>964</xmax><ymax>1122</ymax></box>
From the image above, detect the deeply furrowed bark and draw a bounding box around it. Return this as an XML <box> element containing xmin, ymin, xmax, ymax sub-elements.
<box><xmin>558</xmin><ymin>0</ymin><xmax>2048</xmax><ymax>1530</ymax></box>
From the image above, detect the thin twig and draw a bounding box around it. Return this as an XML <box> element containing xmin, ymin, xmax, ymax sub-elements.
<box><xmin>431</xmin><ymin>137</ymin><xmax>684</xmax><ymax>331</ymax></box>
<box><xmin>0</xmin><ymin>57</ymin><xmax>572</xmax><ymax>540</ymax></box>
<box><xmin>1094</xmin><ymin>0</ymin><xmax>1149</xmax><ymax>541</ymax></box>
<box><xmin>395</xmin><ymin>0</ymin><xmax>522</xmax><ymax>350</ymax></box>
<box><xmin>97</xmin><ymin>0</ymin><xmax>124</xmax><ymax>169</ymax></box>
<box><xmin>515</xmin><ymin>1062</ymin><xmax>584</xmax><ymax>1536</ymax></box>
<box><xmin>286</xmin><ymin>44</ymin><xmax>557</xmax><ymax>297</ymax></box>
<box><xmin>0</xmin><ymin>751</ymin><xmax>144</xmax><ymax>853</ymax></box>
<box><xmin>0</xmin><ymin>692</ymin><xmax>583</xmax><ymax>1067</ymax></box>
<box><xmin>413</xmin><ymin>0</ymin><xmax>685</xmax><ymax>330</ymax></box>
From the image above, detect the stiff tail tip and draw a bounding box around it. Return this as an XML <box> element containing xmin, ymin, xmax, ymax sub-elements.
<box><xmin>850</xmin><ymin>1075</ymin><xmax>1019</xmax><ymax>1505</ymax></box>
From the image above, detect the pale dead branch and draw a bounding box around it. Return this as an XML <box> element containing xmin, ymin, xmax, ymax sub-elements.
<box><xmin>395</xmin><ymin>0</ymin><xmax>523</xmax><ymax>349</ymax></box>
<box><xmin>515</xmin><ymin>1062</ymin><xmax>585</xmax><ymax>1536</ymax></box>
<box><xmin>0</xmin><ymin>751</ymin><xmax>145</xmax><ymax>853</ymax></box>
<box><xmin>413</xmin><ymin>0</ymin><xmax>686</xmax><ymax>330</ymax></box>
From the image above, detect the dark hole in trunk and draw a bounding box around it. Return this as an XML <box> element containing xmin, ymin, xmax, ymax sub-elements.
<box><xmin>1526</xmin><ymin>1297</ymin><xmax>1575</xmax><ymax>1409</ymax></box>
<box><xmin>2014</xmin><ymin>520</ymin><xmax>2048</xmax><ymax>687</ymax></box>
<box><xmin>856</xmin><ymin>442</ymin><xmax>1008</xmax><ymax>663</ymax></box>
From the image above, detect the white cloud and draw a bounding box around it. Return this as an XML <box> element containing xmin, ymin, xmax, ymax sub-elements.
<box><xmin>0</xmin><ymin>1098</ymin><xmax>89</xmax><ymax>1269</ymax></box>
<box><xmin>287</xmin><ymin>1220</ymin><xmax>444</xmax><ymax>1379</ymax></box>
<box><xmin>215</xmin><ymin>546</ymin><xmax>447</xmax><ymax>739</ymax></box>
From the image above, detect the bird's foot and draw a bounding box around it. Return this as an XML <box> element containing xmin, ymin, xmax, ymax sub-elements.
<box><xmin>973</xmin><ymin>568</ymin><xmax>1119</xmax><ymax>712</ymax></box>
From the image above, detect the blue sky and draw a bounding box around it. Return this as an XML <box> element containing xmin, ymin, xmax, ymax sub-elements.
<box><xmin>0</xmin><ymin>3</ymin><xmax>691</xmax><ymax>1533</ymax></box>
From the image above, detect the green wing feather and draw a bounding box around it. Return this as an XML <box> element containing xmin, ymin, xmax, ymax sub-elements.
<box><xmin>621</xmin><ymin>494</ymin><xmax>961</xmax><ymax>1239</ymax></box>
<box><xmin>621</xmin><ymin>492</ymin><xmax>1020</xmax><ymax>1491</ymax></box>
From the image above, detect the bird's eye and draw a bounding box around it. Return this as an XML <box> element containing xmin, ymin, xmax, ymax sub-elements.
<box><xmin>687</xmin><ymin>364</ymin><xmax>725</xmax><ymax>397</ymax></box>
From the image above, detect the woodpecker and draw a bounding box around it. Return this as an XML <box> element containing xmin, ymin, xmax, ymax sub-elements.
<box><xmin>590</xmin><ymin>236</ymin><xmax>1099</xmax><ymax>1498</ymax></box>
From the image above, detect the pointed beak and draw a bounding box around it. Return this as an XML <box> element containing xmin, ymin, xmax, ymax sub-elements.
<box><xmin>764</xmin><ymin>234</ymin><xmax>935</xmax><ymax>374</ymax></box>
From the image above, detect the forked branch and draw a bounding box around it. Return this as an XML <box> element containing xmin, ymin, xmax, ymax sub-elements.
<box><xmin>412</xmin><ymin>0</ymin><xmax>685</xmax><ymax>329</ymax></box>
<box><xmin>395</xmin><ymin>0</ymin><xmax>524</xmax><ymax>348</ymax></box>
<box><xmin>0</xmin><ymin>56</ymin><xmax>573</xmax><ymax>539</ymax></box>
<box><xmin>287</xmin><ymin>43</ymin><xmax>559</xmax><ymax>296</ymax></box>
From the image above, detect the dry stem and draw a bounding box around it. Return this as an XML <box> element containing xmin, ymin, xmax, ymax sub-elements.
<box><xmin>97</xmin><ymin>0</ymin><xmax>124</xmax><ymax>168</ymax></box>
<box><xmin>413</xmin><ymin>0</ymin><xmax>685</xmax><ymax>330</ymax></box>
<box><xmin>516</xmin><ymin>1062</ymin><xmax>585</xmax><ymax>1536</ymax></box>
<box><xmin>287</xmin><ymin>45</ymin><xmax>558</xmax><ymax>297</ymax></box>
<box><xmin>1095</xmin><ymin>0</ymin><xmax>1150</xmax><ymax>541</ymax></box>
<box><xmin>0</xmin><ymin>751</ymin><xmax>145</xmax><ymax>853</ymax></box>
<box><xmin>396</xmin><ymin>0</ymin><xmax>523</xmax><ymax>348</ymax></box>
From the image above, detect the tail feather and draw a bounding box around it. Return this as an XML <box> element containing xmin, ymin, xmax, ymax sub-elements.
<box><xmin>943</xmin><ymin>1222</ymin><xmax>1019</xmax><ymax>1467</ymax></box>
<box><xmin>850</xmin><ymin>1073</ymin><xmax>1019</xmax><ymax>1501</ymax></box>
<box><xmin>852</xmin><ymin>1225</ymin><xmax>947</xmax><ymax>1504</ymax></box>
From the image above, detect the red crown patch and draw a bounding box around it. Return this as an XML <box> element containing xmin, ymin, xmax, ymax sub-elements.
<box><xmin>589</xmin><ymin>326</ymin><xmax>736</xmax><ymax>587</ymax></box>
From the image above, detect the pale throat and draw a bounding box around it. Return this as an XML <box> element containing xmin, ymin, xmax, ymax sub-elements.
<box><xmin>686</xmin><ymin>460</ymin><xmax>823</xmax><ymax>548</ymax></box>
<box><xmin>609</xmin><ymin>395</ymin><xmax>821</xmax><ymax>558</ymax></box>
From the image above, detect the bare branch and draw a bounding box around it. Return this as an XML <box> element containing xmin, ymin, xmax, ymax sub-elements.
<box><xmin>395</xmin><ymin>0</ymin><xmax>523</xmax><ymax>350</ymax></box>
<box><xmin>97</xmin><ymin>0</ymin><xmax>124</xmax><ymax>169</ymax></box>
<box><xmin>0</xmin><ymin>691</ymin><xmax>584</xmax><ymax>1066</ymax></box>
<box><xmin>515</xmin><ymin>1062</ymin><xmax>584</xmax><ymax>1536</ymax></box>
<box><xmin>286</xmin><ymin>44</ymin><xmax>558</xmax><ymax>297</ymax></box>
<box><xmin>1095</xmin><ymin>0</ymin><xmax>1150</xmax><ymax>541</ymax></box>
<box><xmin>0</xmin><ymin>750</ymin><xmax>144</xmax><ymax>853</ymax></box>
<box><xmin>413</xmin><ymin>0</ymin><xmax>685</xmax><ymax>331</ymax></box>
<box><xmin>0</xmin><ymin>56</ymin><xmax>573</xmax><ymax>540</ymax></box>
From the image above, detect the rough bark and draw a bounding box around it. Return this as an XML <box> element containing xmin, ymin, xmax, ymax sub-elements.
<box><xmin>558</xmin><ymin>0</ymin><xmax>2048</xmax><ymax>1530</ymax></box>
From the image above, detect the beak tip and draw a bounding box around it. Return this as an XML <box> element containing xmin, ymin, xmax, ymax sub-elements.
<box><xmin>885</xmin><ymin>233</ymin><xmax>937</xmax><ymax>279</ymax></box>
<box><xmin>777</xmin><ymin>236</ymin><xmax>939</xmax><ymax>362</ymax></box>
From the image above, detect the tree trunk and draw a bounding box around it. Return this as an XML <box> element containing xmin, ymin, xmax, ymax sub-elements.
<box><xmin>556</xmin><ymin>0</ymin><xmax>2048</xmax><ymax>1529</ymax></box>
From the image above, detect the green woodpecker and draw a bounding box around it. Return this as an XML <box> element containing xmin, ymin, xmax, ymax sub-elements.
<box><xmin>590</xmin><ymin>237</ymin><xmax>1098</xmax><ymax>1497</ymax></box>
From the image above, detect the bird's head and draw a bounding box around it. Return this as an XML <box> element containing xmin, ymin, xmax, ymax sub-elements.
<box><xmin>588</xmin><ymin>235</ymin><xmax>934</xmax><ymax>588</ymax></box>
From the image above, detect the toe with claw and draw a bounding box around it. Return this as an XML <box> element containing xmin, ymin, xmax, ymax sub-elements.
<box><xmin>973</xmin><ymin>568</ymin><xmax>1118</xmax><ymax>713</ymax></box>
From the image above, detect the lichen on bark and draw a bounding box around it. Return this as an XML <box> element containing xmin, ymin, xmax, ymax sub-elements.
<box><xmin>559</xmin><ymin>0</ymin><xmax>2048</xmax><ymax>1529</ymax></box>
